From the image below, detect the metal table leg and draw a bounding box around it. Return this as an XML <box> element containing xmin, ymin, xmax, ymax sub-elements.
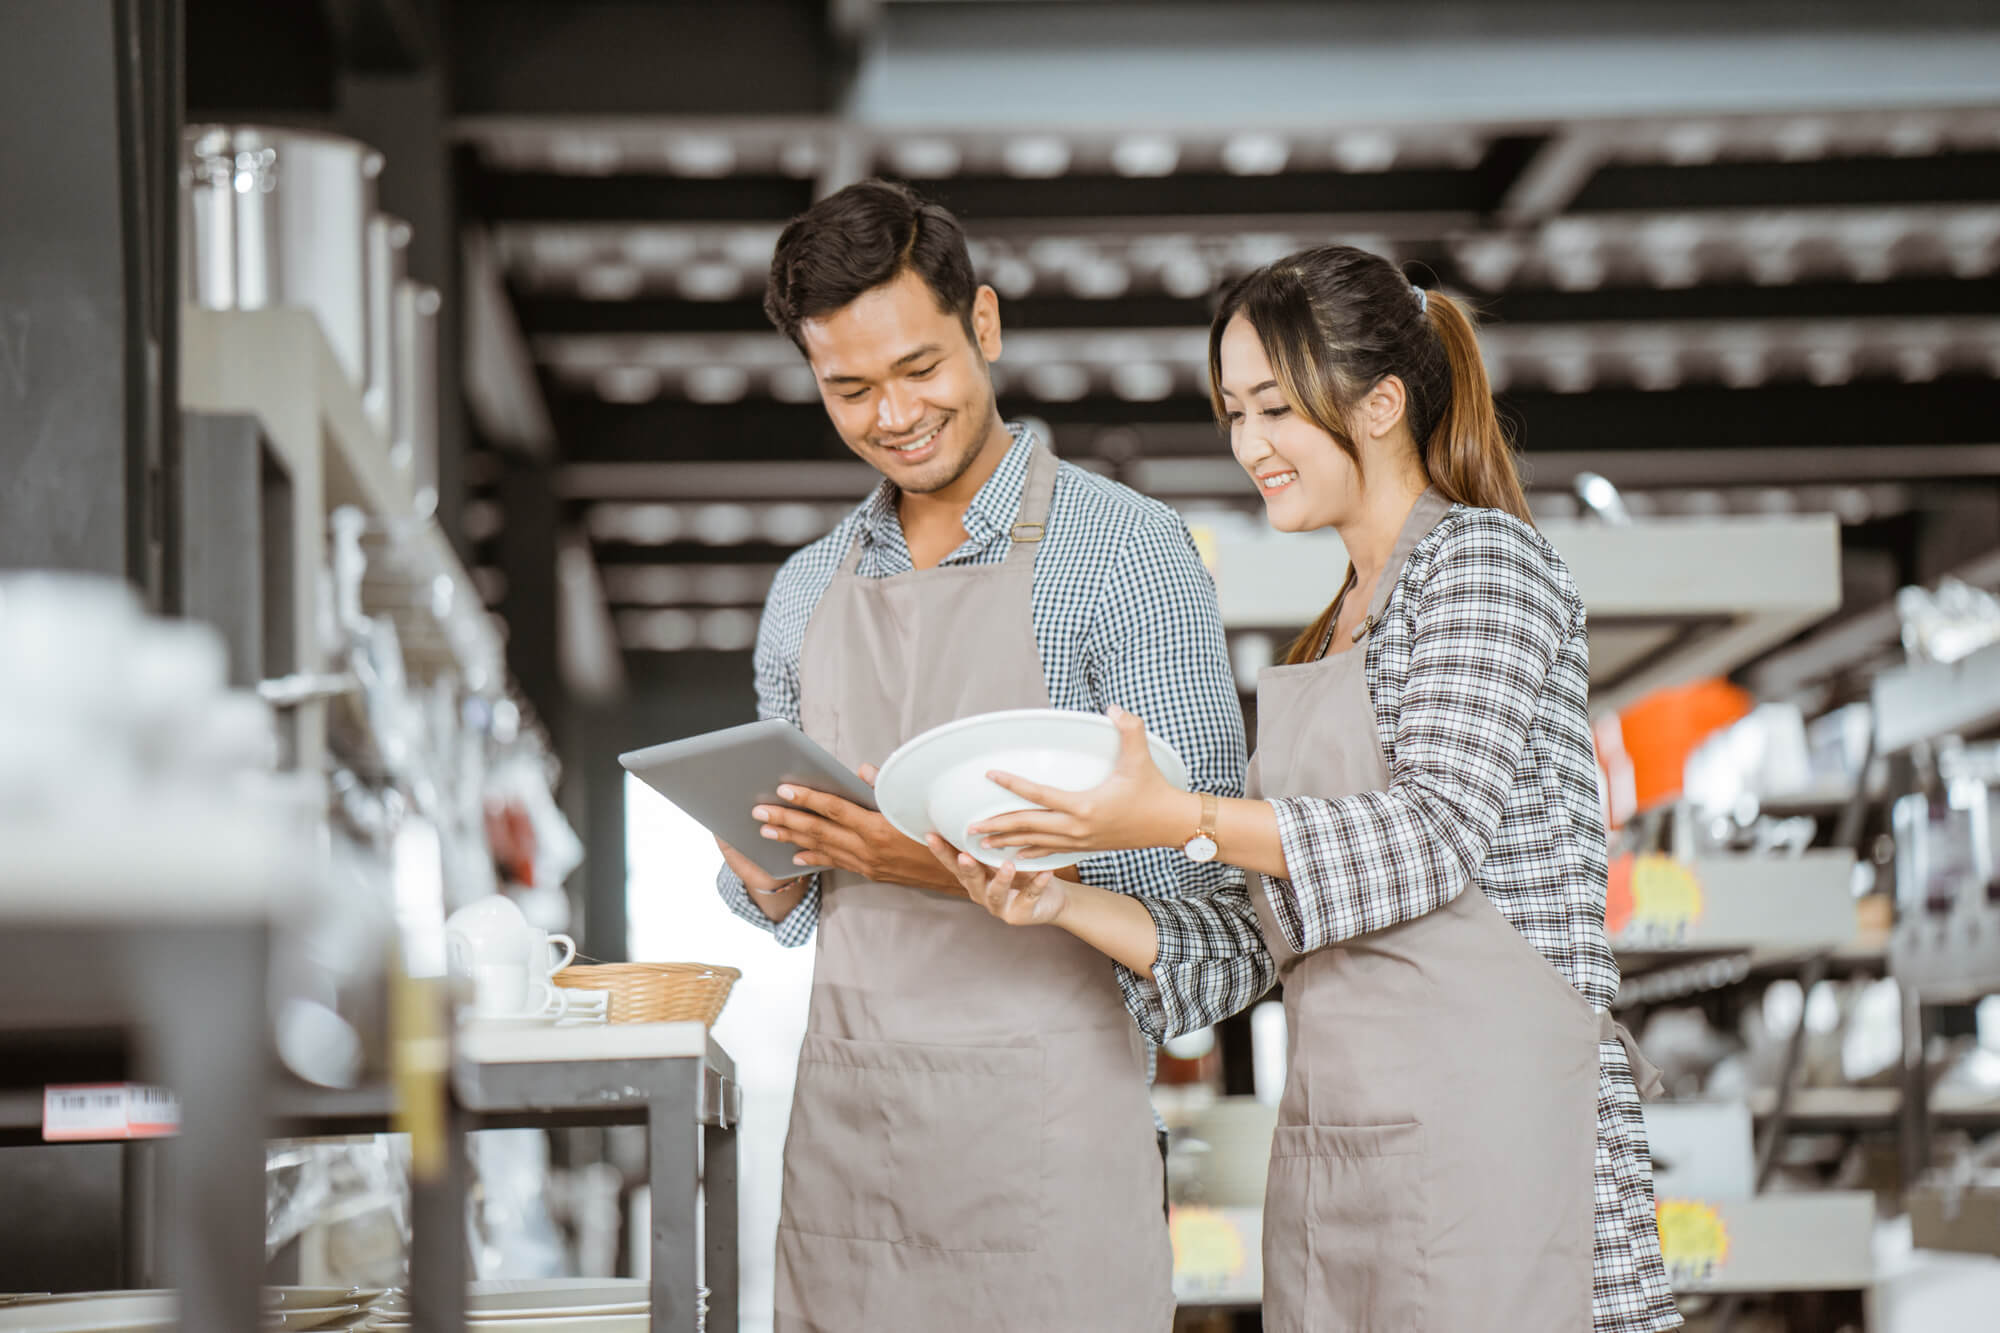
<box><xmin>702</xmin><ymin>1119</ymin><xmax>738</xmax><ymax>1333</ymax></box>
<box><xmin>647</xmin><ymin>1065</ymin><xmax>702</xmax><ymax>1332</ymax></box>
<box><xmin>127</xmin><ymin>923</ymin><xmax>269</xmax><ymax>1333</ymax></box>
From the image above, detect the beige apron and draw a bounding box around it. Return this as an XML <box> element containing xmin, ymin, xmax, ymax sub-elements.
<box><xmin>773</xmin><ymin>444</ymin><xmax>1174</xmax><ymax>1332</ymax></box>
<box><xmin>1245</xmin><ymin>491</ymin><xmax>1599</xmax><ymax>1333</ymax></box>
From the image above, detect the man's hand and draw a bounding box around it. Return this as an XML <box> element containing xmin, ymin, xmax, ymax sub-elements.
<box><xmin>716</xmin><ymin>838</ymin><xmax>809</xmax><ymax>924</ymax></box>
<box><xmin>754</xmin><ymin>764</ymin><xmax>964</xmax><ymax>894</ymax></box>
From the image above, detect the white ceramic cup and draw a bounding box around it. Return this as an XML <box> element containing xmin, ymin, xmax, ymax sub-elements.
<box><xmin>446</xmin><ymin>895</ymin><xmax>533</xmax><ymax>975</ymax></box>
<box><xmin>471</xmin><ymin>962</ymin><xmax>569</xmax><ymax>1019</ymax></box>
<box><xmin>529</xmin><ymin>928</ymin><xmax>578</xmax><ymax>978</ymax></box>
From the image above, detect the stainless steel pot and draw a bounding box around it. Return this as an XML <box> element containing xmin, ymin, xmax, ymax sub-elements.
<box><xmin>364</xmin><ymin>214</ymin><xmax>411</xmax><ymax>432</ymax></box>
<box><xmin>392</xmin><ymin>279</ymin><xmax>442</xmax><ymax>514</ymax></box>
<box><xmin>182</xmin><ymin>125</ymin><xmax>384</xmax><ymax>389</ymax></box>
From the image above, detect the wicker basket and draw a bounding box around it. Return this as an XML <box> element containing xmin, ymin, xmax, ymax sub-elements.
<box><xmin>551</xmin><ymin>962</ymin><xmax>741</xmax><ymax>1027</ymax></box>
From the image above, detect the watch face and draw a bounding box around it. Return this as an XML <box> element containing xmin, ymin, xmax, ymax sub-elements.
<box><xmin>1183</xmin><ymin>834</ymin><xmax>1218</xmax><ymax>863</ymax></box>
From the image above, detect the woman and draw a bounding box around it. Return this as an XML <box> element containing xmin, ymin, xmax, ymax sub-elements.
<box><xmin>926</xmin><ymin>246</ymin><xmax>1681</xmax><ymax>1333</ymax></box>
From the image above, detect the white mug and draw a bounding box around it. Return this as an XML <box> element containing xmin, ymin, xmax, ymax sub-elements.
<box><xmin>529</xmin><ymin>928</ymin><xmax>577</xmax><ymax>978</ymax></box>
<box><xmin>471</xmin><ymin>962</ymin><xmax>569</xmax><ymax>1020</ymax></box>
<box><xmin>446</xmin><ymin>895</ymin><xmax>533</xmax><ymax>974</ymax></box>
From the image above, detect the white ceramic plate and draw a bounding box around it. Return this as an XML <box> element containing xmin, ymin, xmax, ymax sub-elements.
<box><xmin>874</xmin><ymin>708</ymin><xmax>1190</xmax><ymax>871</ymax></box>
<box><xmin>0</xmin><ymin>1292</ymin><xmax>175</xmax><ymax>1331</ymax></box>
<box><xmin>370</xmin><ymin>1279</ymin><xmax>648</xmax><ymax>1318</ymax></box>
<box><xmin>369</xmin><ymin>1315</ymin><xmax>646</xmax><ymax>1333</ymax></box>
<box><xmin>263</xmin><ymin>1288</ymin><xmax>386</xmax><ymax>1311</ymax></box>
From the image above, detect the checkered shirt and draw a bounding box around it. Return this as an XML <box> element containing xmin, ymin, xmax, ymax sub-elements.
<box><xmin>715</xmin><ymin>424</ymin><xmax>1252</xmax><ymax>963</ymax></box>
<box><xmin>1140</xmin><ymin>504</ymin><xmax>1679</xmax><ymax>1332</ymax></box>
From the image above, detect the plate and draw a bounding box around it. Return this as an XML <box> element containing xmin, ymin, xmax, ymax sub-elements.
<box><xmin>0</xmin><ymin>1292</ymin><xmax>175</xmax><ymax>1331</ymax></box>
<box><xmin>369</xmin><ymin>1315</ymin><xmax>645</xmax><ymax>1333</ymax></box>
<box><xmin>369</xmin><ymin>1279</ymin><xmax>648</xmax><ymax>1318</ymax></box>
<box><xmin>874</xmin><ymin>708</ymin><xmax>1190</xmax><ymax>871</ymax></box>
<box><xmin>263</xmin><ymin>1288</ymin><xmax>385</xmax><ymax>1311</ymax></box>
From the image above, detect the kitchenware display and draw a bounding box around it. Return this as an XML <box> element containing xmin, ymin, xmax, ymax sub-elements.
<box><xmin>873</xmin><ymin>708</ymin><xmax>1191</xmax><ymax>871</ymax></box>
<box><xmin>363</xmin><ymin>214</ymin><xmax>411</xmax><ymax>432</ymax></box>
<box><xmin>446</xmin><ymin>895</ymin><xmax>536</xmax><ymax>971</ymax></box>
<box><xmin>552</xmin><ymin>962</ymin><xmax>739</xmax><ymax>1027</ymax></box>
<box><xmin>182</xmin><ymin>126</ymin><xmax>383</xmax><ymax>388</ymax></box>
<box><xmin>392</xmin><ymin>280</ymin><xmax>443</xmax><ymax>513</ymax></box>
<box><xmin>368</xmin><ymin>1278</ymin><xmax>651</xmax><ymax>1329</ymax></box>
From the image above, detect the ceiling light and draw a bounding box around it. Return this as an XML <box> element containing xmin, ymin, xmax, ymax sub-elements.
<box><xmin>692</xmin><ymin>504</ymin><xmax>756</xmax><ymax>545</ymax></box>
<box><xmin>1067</xmin><ymin>257</ymin><xmax>1131</xmax><ymax>299</ymax></box>
<box><xmin>890</xmin><ymin>138</ymin><xmax>963</xmax><ymax>178</ymax></box>
<box><xmin>1660</xmin><ymin>122</ymin><xmax>1724</xmax><ymax>165</ymax></box>
<box><xmin>988</xmin><ymin>255</ymin><xmax>1036</xmax><ymax>299</ymax></box>
<box><xmin>676</xmin><ymin>262</ymin><xmax>741</xmax><ymax>301</ymax></box>
<box><xmin>778</xmin><ymin>137</ymin><xmax>824</xmax><ymax>178</ymax></box>
<box><xmin>1025</xmin><ymin>364</ymin><xmax>1090</xmax><ymax>402</ymax></box>
<box><xmin>663</xmin><ymin>135</ymin><xmax>736</xmax><ymax>177</ymax></box>
<box><xmin>699</xmin><ymin>609</ymin><xmax>759</xmax><ymax>652</ymax></box>
<box><xmin>1002</xmin><ymin>136</ymin><xmax>1071</xmax><ymax>178</ymax></box>
<box><xmin>1158</xmin><ymin>252</ymin><xmax>1214</xmax><ymax>299</ymax></box>
<box><xmin>1111</xmin><ymin>135</ymin><xmax>1180</xmax><ymax>178</ymax></box>
<box><xmin>685</xmin><ymin>365</ymin><xmax>751</xmax><ymax>404</ymax></box>
<box><xmin>1221</xmin><ymin>133</ymin><xmax>1289</xmax><ymax>176</ymax></box>
<box><xmin>1110</xmin><ymin>363</ymin><xmax>1176</xmax><ymax>402</ymax></box>
<box><xmin>1331</xmin><ymin>131</ymin><xmax>1397</xmax><ymax>172</ymax></box>
<box><xmin>769</xmin><ymin>364</ymin><xmax>822</xmax><ymax>404</ymax></box>
<box><xmin>764</xmin><ymin>504</ymin><xmax>826</xmax><ymax>545</ymax></box>
<box><xmin>578</xmin><ymin>263</ymin><xmax>645</xmax><ymax>301</ymax></box>
<box><xmin>548</xmin><ymin>134</ymin><xmax>623</xmax><ymax>175</ymax></box>
<box><xmin>1885</xmin><ymin>117</ymin><xmax>1944</xmax><ymax>157</ymax></box>
<box><xmin>1773</xmin><ymin>118</ymin><xmax>1832</xmax><ymax>161</ymax></box>
<box><xmin>619</xmin><ymin>608</ymin><xmax>698</xmax><ymax>652</ymax></box>
<box><xmin>595</xmin><ymin>366</ymin><xmax>661</xmax><ymax>403</ymax></box>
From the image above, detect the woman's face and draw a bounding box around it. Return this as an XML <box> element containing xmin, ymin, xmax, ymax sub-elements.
<box><xmin>1216</xmin><ymin>315</ymin><xmax>1361</xmax><ymax>533</ymax></box>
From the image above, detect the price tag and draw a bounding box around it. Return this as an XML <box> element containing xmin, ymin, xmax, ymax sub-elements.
<box><xmin>1606</xmin><ymin>853</ymin><xmax>1705</xmax><ymax>947</ymax></box>
<box><xmin>1655</xmin><ymin>1198</ymin><xmax>1729</xmax><ymax>1288</ymax></box>
<box><xmin>43</xmin><ymin>1084</ymin><xmax>181</xmax><ymax>1142</ymax></box>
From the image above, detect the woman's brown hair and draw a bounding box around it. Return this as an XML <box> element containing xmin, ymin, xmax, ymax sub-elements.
<box><xmin>1206</xmin><ymin>245</ymin><xmax>1529</xmax><ymax>663</ymax></box>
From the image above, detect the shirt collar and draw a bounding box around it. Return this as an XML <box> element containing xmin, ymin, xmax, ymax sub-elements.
<box><xmin>857</xmin><ymin>422</ymin><xmax>1038</xmax><ymax>553</ymax></box>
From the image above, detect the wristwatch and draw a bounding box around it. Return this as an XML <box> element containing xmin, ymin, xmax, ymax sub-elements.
<box><xmin>1182</xmin><ymin>792</ymin><xmax>1219</xmax><ymax>863</ymax></box>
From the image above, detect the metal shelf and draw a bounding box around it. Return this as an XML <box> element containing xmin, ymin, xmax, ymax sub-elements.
<box><xmin>1608</xmin><ymin>851</ymin><xmax>1858</xmax><ymax>955</ymax></box>
<box><xmin>1873</xmin><ymin>639</ymin><xmax>2000</xmax><ymax>754</ymax></box>
<box><xmin>1744</xmin><ymin>1087</ymin><xmax>2000</xmax><ymax>1131</ymax></box>
<box><xmin>1657</xmin><ymin>1192</ymin><xmax>1876</xmax><ymax>1294</ymax></box>
<box><xmin>1209</xmin><ymin>513</ymin><xmax>1841</xmax><ymax>711</ymax></box>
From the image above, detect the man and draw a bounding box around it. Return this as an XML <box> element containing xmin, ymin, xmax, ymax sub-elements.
<box><xmin>714</xmin><ymin>179</ymin><xmax>1250</xmax><ymax>1330</ymax></box>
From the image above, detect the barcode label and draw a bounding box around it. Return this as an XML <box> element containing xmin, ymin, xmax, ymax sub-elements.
<box><xmin>43</xmin><ymin>1084</ymin><xmax>181</xmax><ymax>1141</ymax></box>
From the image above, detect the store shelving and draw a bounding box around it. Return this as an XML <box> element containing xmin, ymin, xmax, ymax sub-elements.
<box><xmin>1658</xmin><ymin>1192</ymin><xmax>1876</xmax><ymax>1294</ymax></box>
<box><xmin>1209</xmin><ymin>513</ymin><xmax>1842</xmax><ymax>711</ymax></box>
<box><xmin>1608</xmin><ymin>851</ymin><xmax>1858</xmax><ymax>957</ymax></box>
<box><xmin>180</xmin><ymin>306</ymin><xmax>505</xmax><ymax>707</ymax></box>
<box><xmin>1872</xmin><ymin>639</ymin><xmax>2000</xmax><ymax>756</ymax></box>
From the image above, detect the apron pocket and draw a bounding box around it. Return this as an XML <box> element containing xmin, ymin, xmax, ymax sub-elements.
<box><xmin>782</xmin><ymin>1032</ymin><xmax>1044</xmax><ymax>1253</ymax></box>
<box><xmin>1264</xmin><ymin>1121</ymin><xmax>1427</xmax><ymax>1333</ymax></box>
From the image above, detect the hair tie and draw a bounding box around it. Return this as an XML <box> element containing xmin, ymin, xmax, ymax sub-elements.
<box><xmin>1412</xmin><ymin>284</ymin><xmax>1428</xmax><ymax>313</ymax></box>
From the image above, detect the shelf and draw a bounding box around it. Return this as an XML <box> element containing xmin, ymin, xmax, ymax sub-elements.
<box><xmin>1608</xmin><ymin>851</ymin><xmax>1858</xmax><ymax>955</ymax></box>
<box><xmin>1209</xmin><ymin>513</ymin><xmax>1841</xmax><ymax>711</ymax></box>
<box><xmin>1656</xmin><ymin>1192</ymin><xmax>1875</xmax><ymax>1294</ymax></box>
<box><xmin>1744</xmin><ymin>1087</ymin><xmax>2000</xmax><ymax>1131</ymax></box>
<box><xmin>1873</xmin><ymin>638</ymin><xmax>2000</xmax><ymax>754</ymax></box>
<box><xmin>180</xmin><ymin>306</ymin><xmax>505</xmax><ymax>693</ymax></box>
<box><xmin>0</xmin><ymin>806</ymin><xmax>309</xmax><ymax>925</ymax></box>
<box><xmin>1616</xmin><ymin>937</ymin><xmax>1887</xmax><ymax>1009</ymax></box>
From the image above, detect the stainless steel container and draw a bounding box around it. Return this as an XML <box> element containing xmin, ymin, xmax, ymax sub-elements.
<box><xmin>182</xmin><ymin>125</ymin><xmax>384</xmax><ymax>389</ymax></box>
<box><xmin>392</xmin><ymin>280</ymin><xmax>442</xmax><ymax>513</ymax></box>
<box><xmin>364</xmin><ymin>214</ymin><xmax>411</xmax><ymax>433</ymax></box>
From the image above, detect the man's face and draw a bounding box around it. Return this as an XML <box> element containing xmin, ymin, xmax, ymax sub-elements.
<box><xmin>797</xmin><ymin>268</ymin><xmax>1005</xmax><ymax>495</ymax></box>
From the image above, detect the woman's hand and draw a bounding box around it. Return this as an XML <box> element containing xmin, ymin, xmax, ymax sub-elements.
<box><xmin>926</xmin><ymin>835</ymin><xmax>1069</xmax><ymax>927</ymax></box>
<box><xmin>970</xmin><ymin>706</ymin><xmax>1198</xmax><ymax>861</ymax></box>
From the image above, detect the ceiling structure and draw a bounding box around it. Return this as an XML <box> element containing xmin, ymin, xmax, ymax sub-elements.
<box><xmin>199</xmin><ymin>0</ymin><xmax>2000</xmax><ymax>704</ymax></box>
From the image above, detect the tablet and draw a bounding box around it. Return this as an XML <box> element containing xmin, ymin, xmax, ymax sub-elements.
<box><xmin>619</xmin><ymin>719</ymin><xmax>880</xmax><ymax>881</ymax></box>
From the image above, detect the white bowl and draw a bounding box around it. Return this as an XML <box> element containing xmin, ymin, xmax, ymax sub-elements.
<box><xmin>875</xmin><ymin>708</ymin><xmax>1191</xmax><ymax>873</ymax></box>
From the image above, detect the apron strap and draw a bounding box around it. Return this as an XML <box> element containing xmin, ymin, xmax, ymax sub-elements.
<box><xmin>837</xmin><ymin>527</ymin><xmax>867</xmax><ymax>575</ymax></box>
<box><xmin>1598</xmin><ymin>1010</ymin><xmax>1666</xmax><ymax>1100</ymax></box>
<box><xmin>1003</xmin><ymin>444</ymin><xmax>1059</xmax><ymax>566</ymax></box>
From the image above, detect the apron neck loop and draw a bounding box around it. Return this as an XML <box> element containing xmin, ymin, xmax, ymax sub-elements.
<box><xmin>1002</xmin><ymin>445</ymin><xmax>1059</xmax><ymax>567</ymax></box>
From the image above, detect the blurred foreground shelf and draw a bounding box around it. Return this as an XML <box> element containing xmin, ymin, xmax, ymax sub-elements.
<box><xmin>1873</xmin><ymin>639</ymin><xmax>2000</xmax><ymax>754</ymax></box>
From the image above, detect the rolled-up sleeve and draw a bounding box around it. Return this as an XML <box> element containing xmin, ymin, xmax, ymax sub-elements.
<box><xmin>1119</xmin><ymin>884</ymin><xmax>1276</xmax><ymax>1040</ymax></box>
<box><xmin>715</xmin><ymin>552</ymin><xmax>824</xmax><ymax>946</ymax></box>
<box><xmin>1265</xmin><ymin>515</ymin><xmax>1575</xmax><ymax>954</ymax></box>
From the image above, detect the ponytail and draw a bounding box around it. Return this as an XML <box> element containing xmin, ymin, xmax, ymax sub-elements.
<box><xmin>1418</xmin><ymin>291</ymin><xmax>1531</xmax><ymax>525</ymax></box>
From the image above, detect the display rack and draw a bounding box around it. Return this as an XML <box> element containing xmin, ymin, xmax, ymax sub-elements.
<box><xmin>1208</xmin><ymin>513</ymin><xmax>1842</xmax><ymax>711</ymax></box>
<box><xmin>1872</xmin><ymin>639</ymin><xmax>2000</xmax><ymax>756</ymax></box>
<box><xmin>1608</xmin><ymin>851</ymin><xmax>1859</xmax><ymax>957</ymax></box>
<box><xmin>1658</xmin><ymin>1192</ymin><xmax>1876</xmax><ymax>1295</ymax></box>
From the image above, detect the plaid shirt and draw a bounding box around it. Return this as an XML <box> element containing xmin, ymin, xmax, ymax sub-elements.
<box><xmin>1140</xmin><ymin>505</ymin><xmax>1678</xmax><ymax>1333</ymax></box>
<box><xmin>715</xmin><ymin>424</ymin><xmax>1250</xmax><ymax>957</ymax></box>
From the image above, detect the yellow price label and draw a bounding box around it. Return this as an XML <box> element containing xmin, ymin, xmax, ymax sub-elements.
<box><xmin>1608</xmin><ymin>853</ymin><xmax>1705</xmax><ymax>946</ymax></box>
<box><xmin>1656</xmin><ymin>1198</ymin><xmax>1729</xmax><ymax>1288</ymax></box>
